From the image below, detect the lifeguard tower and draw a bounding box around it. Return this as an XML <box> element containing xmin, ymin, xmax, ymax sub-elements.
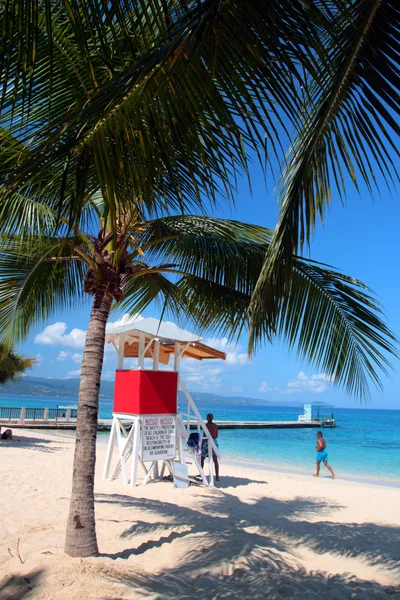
<box><xmin>102</xmin><ymin>318</ymin><xmax>225</xmax><ymax>488</ymax></box>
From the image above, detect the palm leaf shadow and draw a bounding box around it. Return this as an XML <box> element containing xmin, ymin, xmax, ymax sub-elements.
<box><xmin>95</xmin><ymin>490</ymin><xmax>400</xmax><ymax>598</ymax></box>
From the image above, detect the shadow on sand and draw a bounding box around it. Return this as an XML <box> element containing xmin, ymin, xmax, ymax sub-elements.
<box><xmin>0</xmin><ymin>569</ymin><xmax>44</xmax><ymax>599</ymax></box>
<box><xmin>213</xmin><ymin>475</ymin><xmax>267</xmax><ymax>489</ymax></box>
<box><xmin>0</xmin><ymin>435</ymin><xmax>65</xmax><ymax>452</ymax></box>
<box><xmin>96</xmin><ymin>489</ymin><xmax>400</xmax><ymax>599</ymax></box>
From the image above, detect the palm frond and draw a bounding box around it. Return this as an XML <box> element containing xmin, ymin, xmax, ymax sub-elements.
<box><xmin>0</xmin><ymin>237</ymin><xmax>87</xmax><ymax>344</ymax></box>
<box><xmin>141</xmin><ymin>215</ymin><xmax>270</xmax><ymax>244</ymax></box>
<box><xmin>249</xmin><ymin>258</ymin><xmax>398</xmax><ymax>400</ymax></box>
<box><xmin>172</xmin><ymin>275</ymin><xmax>254</xmax><ymax>340</ymax></box>
<box><xmin>140</xmin><ymin>216</ymin><xmax>271</xmax><ymax>296</ymax></box>
<box><xmin>259</xmin><ymin>0</ymin><xmax>400</xmax><ymax>295</ymax></box>
<box><xmin>118</xmin><ymin>248</ymin><xmax>398</xmax><ymax>403</ymax></box>
<box><xmin>0</xmin><ymin>343</ymin><xmax>34</xmax><ymax>384</ymax></box>
<box><xmin>116</xmin><ymin>273</ymin><xmax>189</xmax><ymax>322</ymax></box>
<box><xmin>0</xmin><ymin>191</ymin><xmax>58</xmax><ymax>238</ymax></box>
<box><xmin>127</xmin><ymin>215</ymin><xmax>398</xmax><ymax>399</ymax></box>
<box><xmin>0</xmin><ymin>1</ymin><xmax>326</xmax><ymax>223</ymax></box>
<box><xmin>0</xmin><ymin>149</ymin><xmax>101</xmax><ymax>243</ymax></box>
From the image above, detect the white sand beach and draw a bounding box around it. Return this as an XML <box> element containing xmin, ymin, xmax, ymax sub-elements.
<box><xmin>0</xmin><ymin>429</ymin><xmax>399</xmax><ymax>599</ymax></box>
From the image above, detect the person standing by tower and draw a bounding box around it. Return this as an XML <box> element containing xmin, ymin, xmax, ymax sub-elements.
<box><xmin>201</xmin><ymin>413</ymin><xmax>220</xmax><ymax>481</ymax></box>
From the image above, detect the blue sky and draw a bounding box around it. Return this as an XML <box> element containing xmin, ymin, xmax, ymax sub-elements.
<box><xmin>18</xmin><ymin>159</ymin><xmax>400</xmax><ymax>409</ymax></box>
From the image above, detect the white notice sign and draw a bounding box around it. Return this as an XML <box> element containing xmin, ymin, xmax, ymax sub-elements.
<box><xmin>142</xmin><ymin>415</ymin><xmax>176</xmax><ymax>462</ymax></box>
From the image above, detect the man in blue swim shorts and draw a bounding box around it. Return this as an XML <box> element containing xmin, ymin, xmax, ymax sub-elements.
<box><xmin>314</xmin><ymin>431</ymin><xmax>335</xmax><ymax>479</ymax></box>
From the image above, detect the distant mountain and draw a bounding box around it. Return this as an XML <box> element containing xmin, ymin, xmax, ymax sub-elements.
<box><xmin>190</xmin><ymin>391</ymin><xmax>273</xmax><ymax>406</ymax></box>
<box><xmin>0</xmin><ymin>376</ymin><xmax>300</xmax><ymax>407</ymax></box>
<box><xmin>0</xmin><ymin>376</ymin><xmax>115</xmax><ymax>399</ymax></box>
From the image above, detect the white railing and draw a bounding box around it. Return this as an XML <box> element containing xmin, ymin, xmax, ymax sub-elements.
<box><xmin>0</xmin><ymin>407</ymin><xmax>77</xmax><ymax>421</ymax></box>
<box><xmin>179</xmin><ymin>376</ymin><xmax>221</xmax><ymax>486</ymax></box>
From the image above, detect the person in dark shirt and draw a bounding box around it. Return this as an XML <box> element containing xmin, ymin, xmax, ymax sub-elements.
<box><xmin>1</xmin><ymin>428</ymin><xmax>13</xmax><ymax>440</ymax></box>
<box><xmin>201</xmin><ymin>414</ymin><xmax>220</xmax><ymax>481</ymax></box>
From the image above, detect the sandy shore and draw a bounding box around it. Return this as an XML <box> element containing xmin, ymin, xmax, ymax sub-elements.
<box><xmin>0</xmin><ymin>430</ymin><xmax>399</xmax><ymax>600</ymax></box>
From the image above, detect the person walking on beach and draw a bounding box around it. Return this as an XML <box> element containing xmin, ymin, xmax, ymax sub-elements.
<box><xmin>314</xmin><ymin>431</ymin><xmax>335</xmax><ymax>479</ymax></box>
<box><xmin>201</xmin><ymin>413</ymin><xmax>220</xmax><ymax>481</ymax></box>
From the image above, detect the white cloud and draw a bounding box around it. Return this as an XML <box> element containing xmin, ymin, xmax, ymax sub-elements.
<box><xmin>67</xmin><ymin>369</ymin><xmax>81</xmax><ymax>378</ymax></box>
<box><xmin>57</xmin><ymin>350</ymin><xmax>82</xmax><ymax>365</ymax></box>
<box><xmin>181</xmin><ymin>359</ymin><xmax>222</xmax><ymax>390</ymax></box>
<box><xmin>284</xmin><ymin>371</ymin><xmax>334</xmax><ymax>395</ymax></box>
<box><xmin>204</xmin><ymin>337</ymin><xmax>250</xmax><ymax>366</ymax></box>
<box><xmin>173</xmin><ymin>335</ymin><xmax>252</xmax><ymax>391</ymax></box>
<box><xmin>204</xmin><ymin>337</ymin><xmax>235</xmax><ymax>352</ymax></box>
<box><xmin>185</xmin><ymin>372</ymin><xmax>222</xmax><ymax>390</ymax></box>
<box><xmin>32</xmin><ymin>353</ymin><xmax>43</xmax><ymax>367</ymax></box>
<box><xmin>35</xmin><ymin>322</ymin><xmax>86</xmax><ymax>349</ymax></box>
<box><xmin>231</xmin><ymin>385</ymin><xmax>243</xmax><ymax>393</ymax></box>
<box><xmin>313</xmin><ymin>373</ymin><xmax>333</xmax><ymax>382</ymax></box>
<box><xmin>37</xmin><ymin>312</ymin><xmax>144</xmax><ymax>354</ymax></box>
<box><xmin>226</xmin><ymin>352</ymin><xmax>249</xmax><ymax>365</ymax></box>
<box><xmin>259</xmin><ymin>381</ymin><xmax>272</xmax><ymax>393</ymax></box>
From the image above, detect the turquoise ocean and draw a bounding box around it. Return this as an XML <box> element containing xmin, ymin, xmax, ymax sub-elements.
<box><xmin>1</xmin><ymin>394</ymin><xmax>399</xmax><ymax>485</ymax></box>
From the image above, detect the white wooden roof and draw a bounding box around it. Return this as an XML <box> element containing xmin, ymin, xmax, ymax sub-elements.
<box><xmin>105</xmin><ymin>317</ymin><xmax>202</xmax><ymax>345</ymax></box>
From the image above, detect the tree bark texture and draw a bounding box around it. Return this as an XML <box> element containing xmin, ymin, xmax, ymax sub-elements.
<box><xmin>64</xmin><ymin>289</ymin><xmax>113</xmax><ymax>557</ymax></box>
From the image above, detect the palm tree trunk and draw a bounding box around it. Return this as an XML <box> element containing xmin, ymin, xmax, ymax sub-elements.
<box><xmin>64</xmin><ymin>288</ymin><xmax>113</xmax><ymax>557</ymax></box>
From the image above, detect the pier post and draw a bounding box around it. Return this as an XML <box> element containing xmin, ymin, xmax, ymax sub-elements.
<box><xmin>66</xmin><ymin>408</ymin><xmax>71</xmax><ymax>421</ymax></box>
<box><xmin>20</xmin><ymin>407</ymin><xmax>25</xmax><ymax>421</ymax></box>
<box><xmin>44</xmin><ymin>408</ymin><xmax>49</xmax><ymax>421</ymax></box>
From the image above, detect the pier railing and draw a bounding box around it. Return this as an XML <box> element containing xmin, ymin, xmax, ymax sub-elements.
<box><xmin>0</xmin><ymin>407</ymin><xmax>21</xmax><ymax>420</ymax></box>
<box><xmin>0</xmin><ymin>406</ymin><xmax>78</xmax><ymax>422</ymax></box>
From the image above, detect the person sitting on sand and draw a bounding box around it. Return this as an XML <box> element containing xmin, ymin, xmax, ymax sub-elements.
<box><xmin>314</xmin><ymin>431</ymin><xmax>335</xmax><ymax>479</ymax></box>
<box><xmin>201</xmin><ymin>413</ymin><xmax>220</xmax><ymax>481</ymax></box>
<box><xmin>1</xmin><ymin>428</ymin><xmax>13</xmax><ymax>440</ymax></box>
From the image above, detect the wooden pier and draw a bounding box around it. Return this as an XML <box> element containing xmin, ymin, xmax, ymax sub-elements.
<box><xmin>0</xmin><ymin>415</ymin><xmax>321</xmax><ymax>431</ymax></box>
<box><xmin>193</xmin><ymin>421</ymin><xmax>321</xmax><ymax>430</ymax></box>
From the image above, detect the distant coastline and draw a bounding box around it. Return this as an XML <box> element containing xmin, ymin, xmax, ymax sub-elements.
<box><xmin>0</xmin><ymin>376</ymin><xmax>300</xmax><ymax>407</ymax></box>
<box><xmin>0</xmin><ymin>376</ymin><xmax>112</xmax><ymax>399</ymax></box>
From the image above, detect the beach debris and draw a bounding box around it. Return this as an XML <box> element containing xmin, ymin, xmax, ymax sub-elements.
<box><xmin>7</xmin><ymin>539</ymin><xmax>25</xmax><ymax>563</ymax></box>
<box><xmin>41</xmin><ymin>551</ymin><xmax>54</xmax><ymax>555</ymax></box>
<box><xmin>16</xmin><ymin>538</ymin><xmax>25</xmax><ymax>564</ymax></box>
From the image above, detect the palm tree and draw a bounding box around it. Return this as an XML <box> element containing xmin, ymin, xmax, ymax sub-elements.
<box><xmin>0</xmin><ymin>0</ymin><xmax>318</xmax><ymax>559</ymax></box>
<box><xmin>0</xmin><ymin>344</ymin><xmax>34</xmax><ymax>384</ymax></box>
<box><xmin>0</xmin><ymin>1</ymin><xmax>398</xmax><ymax>558</ymax></box>
<box><xmin>0</xmin><ymin>192</ymin><xmax>396</xmax><ymax>556</ymax></box>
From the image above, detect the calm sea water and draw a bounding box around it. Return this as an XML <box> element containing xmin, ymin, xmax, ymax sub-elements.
<box><xmin>2</xmin><ymin>394</ymin><xmax>399</xmax><ymax>483</ymax></box>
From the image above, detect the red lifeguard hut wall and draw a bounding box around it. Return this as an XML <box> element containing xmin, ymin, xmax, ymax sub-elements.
<box><xmin>113</xmin><ymin>370</ymin><xmax>178</xmax><ymax>415</ymax></box>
